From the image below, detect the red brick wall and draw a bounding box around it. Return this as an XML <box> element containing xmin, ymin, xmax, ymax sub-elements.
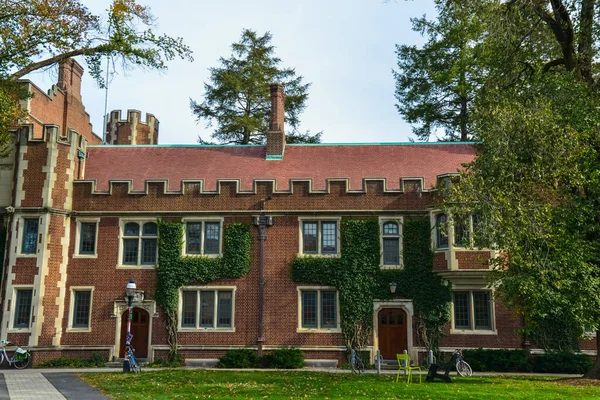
<box><xmin>456</xmin><ymin>251</ymin><xmax>490</xmax><ymax>270</ymax></box>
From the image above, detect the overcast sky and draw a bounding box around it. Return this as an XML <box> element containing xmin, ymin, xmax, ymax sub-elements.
<box><xmin>25</xmin><ymin>0</ymin><xmax>436</xmax><ymax>145</ymax></box>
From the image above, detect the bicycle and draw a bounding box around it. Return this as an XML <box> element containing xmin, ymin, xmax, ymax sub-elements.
<box><xmin>124</xmin><ymin>333</ymin><xmax>141</xmax><ymax>373</ymax></box>
<box><xmin>0</xmin><ymin>340</ymin><xmax>31</xmax><ymax>369</ymax></box>
<box><xmin>348</xmin><ymin>346</ymin><xmax>364</xmax><ymax>374</ymax></box>
<box><xmin>453</xmin><ymin>349</ymin><xmax>472</xmax><ymax>377</ymax></box>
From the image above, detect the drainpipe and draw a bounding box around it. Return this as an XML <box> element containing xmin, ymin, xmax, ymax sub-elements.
<box><xmin>253</xmin><ymin>198</ymin><xmax>273</xmax><ymax>356</ymax></box>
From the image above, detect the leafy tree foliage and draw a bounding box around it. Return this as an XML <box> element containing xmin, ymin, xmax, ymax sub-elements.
<box><xmin>0</xmin><ymin>0</ymin><xmax>193</xmax><ymax>153</ymax></box>
<box><xmin>429</xmin><ymin>0</ymin><xmax>600</xmax><ymax>377</ymax></box>
<box><xmin>394</xmin><ymin>1</ymin><xmax>487</xmax><ymax>141</ymax></box>
<box><xmin>190</xmin><ymin>29</ymin><xmax>320</xmax><ymax>145</ymax></box>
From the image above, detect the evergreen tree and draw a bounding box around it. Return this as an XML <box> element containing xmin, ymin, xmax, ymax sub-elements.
<box><xmin>190</xmin><ymin>29</ymin><xmax>320</xmax><ymax>145</ymax></box>
<box><xmin>393</xmin><ymin>1</ymin><xmax>487</xmax><ymax>141</ymax></box>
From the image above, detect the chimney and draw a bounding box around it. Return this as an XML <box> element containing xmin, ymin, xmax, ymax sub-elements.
<box><xmin>266</xmin><ymin>83</ymin><xmax>285</xmax><ymax>160</ymax></box>
<box><xmin>57</xmin><ymin>59</ymin><xmax>84</xmax><ymax>101</ymax></box>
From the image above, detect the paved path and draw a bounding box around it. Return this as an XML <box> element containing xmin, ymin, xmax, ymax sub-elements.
<box><xmin>0</xmin><ymin>371</ymin><xmax>108</xmax><ymax>400</ymax></box>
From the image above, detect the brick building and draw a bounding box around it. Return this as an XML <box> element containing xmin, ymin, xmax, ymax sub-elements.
<box><xmin>0</xmin><ymin>60</ymin><xmax>595</xmax><ymax>366</ymax></box>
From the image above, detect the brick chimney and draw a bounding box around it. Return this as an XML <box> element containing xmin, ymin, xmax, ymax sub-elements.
<box><xmin>266</xmin><ymin>83</ymin><xmax>285</xmax><ymax>160</ymax></box>
<box><xmin>57</xmin><ymin>59</ymin><xmax>84</xmax><ymax>101</ymax></box>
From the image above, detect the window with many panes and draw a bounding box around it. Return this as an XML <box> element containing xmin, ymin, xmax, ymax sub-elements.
<box><xmin>382</xmin><ymin>221</ymin><xmax>401</xmax><ymax>266</ymax></box>
<box><xmin>453</xmin><ymin>291</ymin><xmax>493</xmax><ymax>331</ymax></box>
<box><xmin>122</xmin><ymin>221</ymin><xmax>157</xmax><ymax>266</ymax></box>
<box><xmin>435</xmin><ymin>214</ymin><xmax>448</xmax><ymax>249</ymax></box>
<box><xmin>180</xmin><ymin>289</ymin><xmax>234</xmax><ymax>329</ymax></box>
<box><xmin>436</xmin><ymin>213</ymin><xmax>485</xmax><ymax>249</ymax></box>
<box><xmin>13</xmin><ymin>289</ymin><xmax>33</xmax><ymax>329</ymax></box>
<box><xmin>72</xmin><ymin>290</ymin><xmax>92</xmax><ymax>329</ymax></box>
<box><xmin>185</xmin><ymin>221</ymin><xmax>221</xmax><ymax>255</ymax></box>
<box><xmin>78</xmin><ymin>222</ymin><xmax>97</xmax><ymax>255</ymax></box>
<box><xmin>301</xmin><ymin>221</ymin><xmax>338</xmax><ymax>255</ymax></box>
<box><xmin>299</xmin><ymin>289</ymin><xmax>338</xmax><ymax>330</ymax></box>
<box><xmin>21</xmin><ymin>218</ymin><xmax>39</xmax><ymax>254</ymax></box>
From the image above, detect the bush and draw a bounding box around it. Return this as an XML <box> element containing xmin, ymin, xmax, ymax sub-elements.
<box><xmin>145</xmin><ymin>354</ymin><xmax>185</xmax><ymax>368</ymax></box>
<box><xmin>37</xmin><ymin>352</ymin><xmax>107</xmax><ymax>368</ymax></box>
<box><xmin>462</xmin><ymin>349</ymin><xmax>530</xmax><ymax>372</ymax></box>
<box><xmin>261</xmin><ymin>348</ymin><xmax>304</xmax><ymax>369</ymax></box>
<box><xmin>531</xmin><ymin>352</ymin><xmax>593</xmax><ymax>374</ymax></box>
<box><xmin>217</xmin><ymin>349</ymin><xmax>259</xmax><ymax>368</ymax></box>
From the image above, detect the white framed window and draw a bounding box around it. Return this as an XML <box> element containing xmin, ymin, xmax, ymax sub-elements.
<box><xmin>118</xmin><ymin>219</ymin><xmax>157</xmax><ymax>268</ymax></box>
<box><xmin>380</xmin><ymin>217</ymin><xmax>403</xmax><ymax>268</ymax></box>
<box><xmin>74</xmin><ymin>219</ymin><xmax>99</xmax><ymax>258</ymax></box>
<box><xmin>297</xmin><ymin>286</ymin><xmax>341</xmax><ymax>333</ymax></box>
<box><xmin>182</xmin><ymin>218</ymin><xmax>224</xmax><ymax>256</ymax></box>
<box><xmin>298</xmin><ymin>217</ymin><xmax>341</xmax><ymax>256</ymax></box>
<box><xmin>433</xmin><ymin>213</ymin><xmax>482</xmax><ymax>249</ymax></box>
<box><xmin>10</xmin><ymin>286</ymin><xmax>33</xmax><ymax>331</ymax></box>
<box><xmin>178</xmin><ymin>286</ymin><xmax>235</xmax><ymax>331</ymax></box>
<box><xmin>19</xmin><ymin>217</ymin><xmax>40</xmax><ymax>256</ymax></box>
<box><xmin>451</xmin><ymin>290</ymin><xmax>496</xmax><ymax>333</ymax></box>
<box><xmin>67</xmin><ymin>287</ymin><xmax>94</xmax><ymax>331</ymax></box>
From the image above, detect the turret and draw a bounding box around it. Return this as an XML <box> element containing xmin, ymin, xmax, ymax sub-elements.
<box><xmin>105</xmin><ymin>110</ymin><xmax>159</xmax><ymax>145</ymax></box>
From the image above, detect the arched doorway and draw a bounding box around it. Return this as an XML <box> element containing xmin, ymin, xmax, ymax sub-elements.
<box><xmin>120</xmin><ymin>308</ymin><xmax>150</xmax><ymax>358</ymax></box>
<box><xmin>377</xmin><ymin>308</ymin><xmax>408</xmax><ymax>360</ymax></box>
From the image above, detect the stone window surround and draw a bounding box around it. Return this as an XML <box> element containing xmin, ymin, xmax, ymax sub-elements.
<box><xmin>67</xmin><ymin>286</ymin><xmax>95</xmax><ymax>332</ymax></box>
<box><xmin>116</xmin><ymin>218</ymin><xmax>158</xmax><ymax>269</ymax></box>
<box><xmin>181</xmin><ymin>217</ymin><xmax>224</xmax><ymax>257</ymax></box>
<box><xmin>73</xmin><ymin>218</ymin><xmax>100</xmax><ymax>258</ymax></box>
<box><xmin>8</xmin><ymin>285</ymin><xmax>34</xmax><ymax>333</ymax></box>
<box><xmin>379</xmin><ymin>216</ymin><xmax>403</xmax><ymax>269</ymax></box>
<box><xmin>177</xmin><ymin>286</ymin><xmax>236</xmax><ymax>332</ymax></box>
<box><xmin>296</xmin><ymin>286</ymin><xmax>341</xmax><ymax>333</ymax></box>
<box><xmin>450</xmin><ymin>287</ymin><xmax>497</xmax><ymax>335</ymax></box>
<box><xmin>297</xmin><ymin>217</ymin><xmax>341</xmax><ymax>257</ymax></box>
<box><xmin>17</xmin><ymin>216</ymin><xmax>41</xmax><ymax>258</ymax></box>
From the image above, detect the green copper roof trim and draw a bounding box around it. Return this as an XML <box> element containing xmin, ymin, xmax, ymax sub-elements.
<box><xmin>266</xmin><ymin>154</ymin><xmax>283</xmax><ymax>160</ymax></box>
<box><xmin>88</xmin><ymin>141</ymin><xmax>477</xmax><ymax>149</ymax></box>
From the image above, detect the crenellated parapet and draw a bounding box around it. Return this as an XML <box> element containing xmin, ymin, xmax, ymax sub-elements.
<box><xmin>105</xmin><ymin>110</ymin><xmax>159</xmax><ymax>145</ymax></box>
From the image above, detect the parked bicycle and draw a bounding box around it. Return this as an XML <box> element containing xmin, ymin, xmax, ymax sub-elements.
<box><xmin>453</xmin><ymin>349</ymin><xmax>472</xmax><ymax>377</ymax></box>
<box><xmin>124</xmin><ymin>333</ymin><xmax>141</xmax><ymax>373</ymax></box>
<box><xmin>0</xmin><ymin>340</ymin><xmax>31</xmax><ymax>369</ymax></box>
<box><xmin>348</xmin><ymin>345</ymin><xmax>364</xmax><ymax>374</ymax></box>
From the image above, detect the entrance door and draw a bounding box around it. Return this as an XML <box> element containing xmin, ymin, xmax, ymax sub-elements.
<box><xmin>120</xmin><ymin>308</ymin><xmax>150</xmax><ymax>358</ymax></box>
<box><xmin>378</xmin><ymin>308</ymin><xmax>408</xmax><ymax>360</ymax></box>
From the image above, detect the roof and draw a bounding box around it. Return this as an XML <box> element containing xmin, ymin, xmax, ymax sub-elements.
<box><xmin>82</xmin><ymin>142</ymin><xmax>476</xmax><ymax>193</ymax></box>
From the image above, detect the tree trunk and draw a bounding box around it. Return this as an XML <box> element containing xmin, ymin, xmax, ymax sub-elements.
<box><xmin>459</xmin><ymin>96</ymin><xmax>468</xmax><ymax>142</ymax></box>
<box><xmin>577</xmin><ymin>0</ymin><xmax>595</xmax><ymax>84</ymax></box>
<box><xmin>583</xmin><ymin>332</ymin><xmax>600</xmax><ymax>379</ymax></box>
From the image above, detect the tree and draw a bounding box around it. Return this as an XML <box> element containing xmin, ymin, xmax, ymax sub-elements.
<box><xmin>190</xmin><ymin>29</ymin><xmax>320</xmax><ymax>145</ymax></box>
<box><xmin>0</xmin><ymin>0</ymin><xmax>193</xmax><ymax>153</ymax></box>
<box><xmin>393</xmin><ymin>1</ymin><xmax>487</xmax><ymax>141</ymax></box>
<box><xmin>431</xmin><ymin>0</ymin><xmax>600</xmax><ymax>378</ymax></box>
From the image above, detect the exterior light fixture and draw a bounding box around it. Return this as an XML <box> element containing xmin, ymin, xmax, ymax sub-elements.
<box><xmin>389</xmin><ymin>282</ymin><xmax>397</xmax><ymax>294</ymax></box>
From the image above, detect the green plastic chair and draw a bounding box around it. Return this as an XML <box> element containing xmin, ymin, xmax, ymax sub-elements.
<box><xmin>396</xmin><ymin>354</ymin><xmax>422</xmax><ymax>383</ymax></box>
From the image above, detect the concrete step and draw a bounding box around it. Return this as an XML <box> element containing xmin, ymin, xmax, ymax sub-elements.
<box><xmin>105</xmin><ymin>358</ymin><xmax>148</xmax><ymax>368</ymax></box>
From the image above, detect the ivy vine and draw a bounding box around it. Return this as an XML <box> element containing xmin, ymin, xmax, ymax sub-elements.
<box><xmin>292</xmin><ymin>219</ymin><xmax>451</xmax><ymax>355</ymax></box>
<box><xmin>156</xmin><ymin>220</ymin><xmax>251</xmax><ymax>360</ymax></box>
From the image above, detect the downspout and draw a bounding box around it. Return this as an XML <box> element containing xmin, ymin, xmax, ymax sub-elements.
<box><xmin>254</xmin><ymin>198</ymin><xmax>273</xmax><ymax>356</ymax></box>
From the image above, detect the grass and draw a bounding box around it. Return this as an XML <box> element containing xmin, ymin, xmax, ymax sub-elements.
<box><xmin>79</xmin><ymin>369</ymin><xmax>600</xmax><ymax>399</ymax></box>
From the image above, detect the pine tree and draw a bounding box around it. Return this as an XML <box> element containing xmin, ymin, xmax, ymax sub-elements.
<box><xmin>190</xmin><ymin>29</ymin><xmax>320</xmax><ymax>144</ymax></box>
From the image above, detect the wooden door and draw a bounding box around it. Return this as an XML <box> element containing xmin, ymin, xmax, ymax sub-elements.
<box><xmin>120</xmin><ymin>308</ymin><xmax>149</xmax><ymax>358</ymax></box>
<box><xmin>378</xmin><ymin>308</ymin><xmax>408</xmax><ymax>360</ymax></box>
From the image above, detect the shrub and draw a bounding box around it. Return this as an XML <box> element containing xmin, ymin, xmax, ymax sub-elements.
<box><xmin>37</xmin><ymin>352</ymin><xmax>107</xmax><ymax>368</ymax></box>
<box><xmin>261</xmin><ymin>348</ymin><xmax>304</xmax><ymax>369</ymax></box>
<box><xmin>145</xmin><ymin>355</ymin><xmax>185</xmax><ymax>368</ymax></box>
<box><xmin>531</xmin><ymin>352</ymin><xmax>593</xmax><ymax>374</ymax></box>
<box><xmin>462</xmin><ymin>349</ymin><xmax>529</xmax><ymax>372</ymax></box>
<box><xmin>217</xmin><ymin>349</ymin><xmax>258</xmax><ymax>368</ymax></box>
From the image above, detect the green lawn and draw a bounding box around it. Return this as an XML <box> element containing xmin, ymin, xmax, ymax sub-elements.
<box><xmin>80</xmin><ymin>369</ymin><xmax>600</xmax><ymax>399</ymax></box>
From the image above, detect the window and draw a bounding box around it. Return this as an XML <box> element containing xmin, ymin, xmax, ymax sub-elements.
<box><xmin>453</xmin><ymin>291</ymin><xmax>493</xmax><ymax>331</ymax></box>
<box><xmin>299</xmin><ymin>288</ymin><xmax>339</xmax><ymax>330</ymax></box>
<box><xmin>185</xmin><ymin>221</ymin><xmax>221</xmax><ymax>255</ymax></box>
<box><xmin>72</xmin><ymin>290</ymin><xmax>92</xmax><ymax>329</ymax></box>
<box><xmin>179</xmin><ymin>288</ymin><xmax>234</xmax><ymax>329</ymax></box>
<box><xmin>122</xmin><ymin>221</ymin><xmax>157</xmax><ymax>266</ymax></box>
<box><xmin>13</xmin><ymin>289</ymin><xmax>33</xmax><ymax>329</ymax></box>
<box><xmin>453</xmin><ymin>216</ymin><xmax>470</xmax><ymax>247</ymax></box>
<box><xmin>301</xmin><ymin>220</ymin><xmax>339</xmax><ymax>255</ymax></box>
<box><xmin>436</xmin><ymin>214</ymin><xmax>448</xmax><ymax>249</ymax></box>
<box><xmin>382</xmin><ymin>221</ymin><xmax>401</xmax><ymax>266</ymax></box>
<box><xmin>21</xmin><ymin>218</ymin><xmax>39</xmax><ymax>254</ymax></box>
<box><xmin>78</xmin><ymin>222</ymin><xmax>97</xmax><ymax>255</ymax></box>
